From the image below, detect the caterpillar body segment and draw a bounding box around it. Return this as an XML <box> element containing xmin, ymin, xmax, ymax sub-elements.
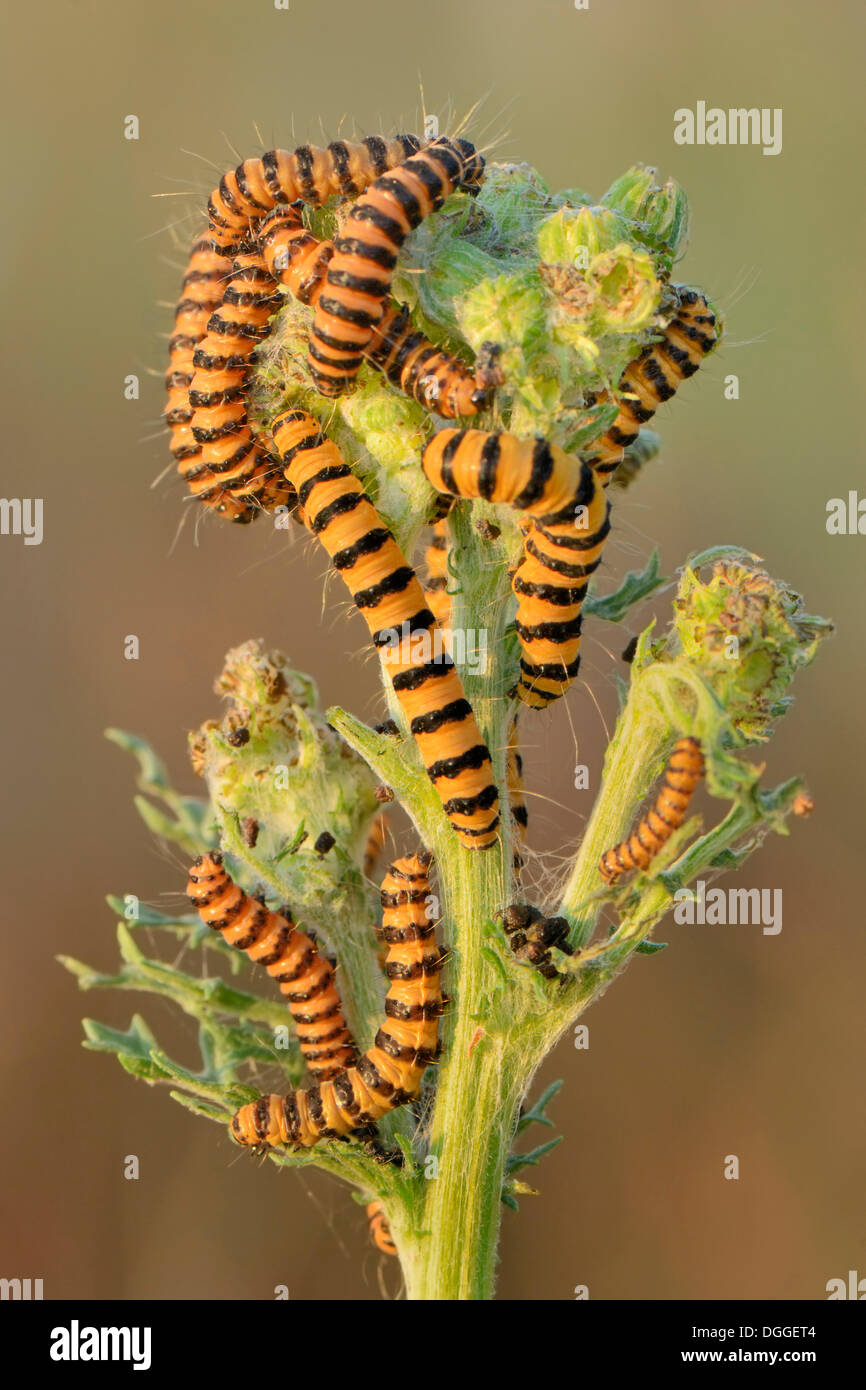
<box><xmin>583</xmin><ymin>289</ymin><xmax>720</xmax><ymax>484</ymax></box>
<box><xmin>231</xmin><ymin>853</ymin><xmax>444</xmax><ymax>1149</ymax></box>
<box><xmin>599</xmin><ymin>737</ymin><xmax>705</xmax><ymax>883</ymax></box>
<box><xmin>421</xmin><ymin>429</ymin><xmax>611</xmax><ymax>707</ymax></box>
<box><xmin>186</xmin><ymin>852</ymin><xmax>356</xmax><ymax>1077</ymax></box>
<box><xmin>272</xmin><ymin>409</ymin><xmax>499</xmax><ymax>849</ymax></box>
<box><xmin>308</xmin><ymin>137</ymin><xmax>485</xmax><ymax>397</ymax></box>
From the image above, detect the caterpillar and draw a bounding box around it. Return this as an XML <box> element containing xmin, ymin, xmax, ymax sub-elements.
<box><xmin>500</xmin><ymin>903</ymin><xmax>572</xmax><ymax>979</ymax></box>
<box><xmin>423</xmin><ymin>519</ymin><xmax>451</xmax><ymax>627</ymax></box>
<box><xmin>164</xmin><ymin>234</ymin><xmax>236</xmax><ymax>506</ymax></box>
<box><xmin>231</xmin><ymin>853</ymin><xmax>444</xmax><ymax>1149</ymax></box>
<box><xmin>257</xmin><ymin>213</ymin><xmax>489</xmax><ymax>417</ymax></box>
<box><xmin>363</xmin><ymin>812</ymin><xmax>389</xmax><ymax>879</ymax></box>
<box><xmin>186</xmin><ymin>852</ymin><xmax>356</xmax><ymax>1078</ymax></box>
<box><xmin>599</xmin><ymin>736</ymin><xmax>705</xmax><ymax>884</ymax></box>
<box><xmin>257</xmin><ymin>205</ymin><xmax>336</xmax><ymax>305</ymax></box>
<box><xmin>366</xmin><ymin>1201</ymin><xmax>397</xmax><ymax>1256</ymax></box>
<box><xmin>421</xmin><ymin>429</ymin><xmax>611</xmax><ymax>707</ymax></box>
<box><xmin>183</xmin><ymin>246</ymin><xmax>294</xmax><ymax>521</ymax></box>
<box><xmin>272</xmin><ymin>409</ymin><xmax>500</xmax><ymax>849</ymax></box>
<box><xmin>365</xmin><ymin>302</ymin><xmax>491</xmax><ymax>418</ymax></box>
<box><xmin>206</xmin><ymin>135</ymin><xmax>424</xmax><ymax>250</ymax></box>
<box><xmin>308</xmin><ymin>136</ymin><xmax>485</xmax><ymax>397</ymax></box>
<box><xmin>583</xmin><ymin>289</ymin><xmax>719</xmax><ymax>485</ymax></box>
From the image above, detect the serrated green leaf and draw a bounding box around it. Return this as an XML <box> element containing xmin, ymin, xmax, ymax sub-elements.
<box><xmin>516</xmin><ymin>1080</ymin><xmax>563</xmax><ymax>1133</ymax></box>
<box><xmin>584</xmin><ymin>549</ymin><xmax>666</xmax><ymax>623</ymax></box>
<box><xmin>635</xmin><ymin>939</ymin><xmax>669</xmax><ymax>955</ymax></box>
<box><xmin>506</xmin><ymin>1135</ymin><xmax>563</xmax><ymax>1173</ymax></box>
<box><xmin>82</xmin><ymin>1014</ymin><xmax>159</xmax><ymax>1060</ymax></box>
<box><xmin>169</xmin><ymin>1091</ymin><xmax>231</xmax><ymax>1123</ymax></box>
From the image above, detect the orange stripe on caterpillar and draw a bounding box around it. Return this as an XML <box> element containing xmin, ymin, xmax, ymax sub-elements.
<box><xmin>366</xmin><ymin>1201</ymin><xmax>397</xmax><ymax>1256</ymax></box>
<box><xmin>272</xmin><ymin>409</ymin><xmax>499</xmax><ymax>850</ymax></box>
<box><xmin>583</xmin><ymin>288</ymin><xmax>720</xmax><ymax>484</ymax></box>
<box><xmin>599</xmin><ymin>737</ymin><xmax>705</xmax><ymax>883</ymax></box>
<box><xmin>186</xmin><ymin>851</ymin><xmax>356</xmax><ymax>1077</ymax></box>
<box><xmin>308</xmin><ymin>137</ymin><xmax>485</xmax><ymax>397</ymax></box>
<box><xmin>231</xmin><ymin>853</ymin><xmax>444</xmax><ymax>1148</ymax></box>
<box><xmin>421</xmin><ymin>429</ymin><xmax>610</xmax><ymax>708</ymax></box>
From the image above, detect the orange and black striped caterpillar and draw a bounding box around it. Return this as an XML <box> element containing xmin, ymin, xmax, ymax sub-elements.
<box><xmin>206</xmin><ymin>135</ymin><xmax>425</xmax><ymax>252</ymax></box>
<box><xmin>422</xmin><ymin>519</ymin><xmax>451</xmax><ymax>627</ymax></box>
<box><xmin>422</xmin><ymin>430</ymin><xmax>611</xmax><ymax>708</ymax></box>
<box><xmin>363</xmin><ymin>812</ymin><xmax>389</xmax><ymax>880</ymax></box>
<box><xmin>500</xmin><ymin>903</ymin><xmax>572</xmax><ymax>979</ymax></box>
<box><xmin>180</xmin><ymin>245</ymin><xmax>293</xmax><ymax>523</ymax></box>
<box><xmin>308</xmin><ymin>136</ymin><xmax>485</xmax><ymax>398</ymax></box>
<box><xmin>164</xmin><ymin>235</ymin><xmax>236</xmax><ymax>506</ymax></box>
<box><xmin>231</xmin><ymin>853</ymin><xmax>444</xmax><ymax>1149</ymax></box>
<box><xmin>366</xmin><ymin>1201</ymin><xmax>397</xmax><ymax>1256</ymax></box>
<box><xmin>186</xmin><ymin>852</ymin><xmax>356</xmax><ymax>1078</ymax></box>
<box><xmin>272</xmin><ymin>409</ymin><xmax>500</xmax><ymax>850</ymax></box>
<box><xmin>599</xmin><ymin>736</ymin><xmax>705</xmax><ymax>884</ymax></box>
<box><xmin>583</xmin><ymin>289</ymin><xmax>719</xmax><ymax>485</ymax></box>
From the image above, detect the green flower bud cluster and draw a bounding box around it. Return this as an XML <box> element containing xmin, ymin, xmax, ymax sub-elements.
<box><xmin>189</xmin><ymin>641</ymin><xmax>380</xmax><ymax>925</ymax></box>
<box><xmin>667</xmin><ymin>551</ymin><xmax>833</xmax><ymax>743</ymax></box>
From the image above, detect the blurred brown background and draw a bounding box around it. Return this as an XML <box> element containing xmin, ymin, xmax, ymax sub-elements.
<box><xmin>1</xmin><ymin>0</ymin><xmax>863</xmax><ymax>1301</ymax></box>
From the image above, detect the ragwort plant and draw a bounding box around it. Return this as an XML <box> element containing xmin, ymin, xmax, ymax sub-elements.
<box><xmin>62</xmin><ymin>157</ymin><xmax>830</xmax><ymax>1300</ymax></box>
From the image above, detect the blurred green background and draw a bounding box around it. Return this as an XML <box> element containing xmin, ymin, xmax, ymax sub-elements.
<box><xmin>1</xmin><ymin>0</ymin><xmax>863</xmax><ymax>1300</ymax></box>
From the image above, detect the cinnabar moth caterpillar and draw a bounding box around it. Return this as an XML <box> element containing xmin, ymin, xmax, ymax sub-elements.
<box><xmin>186</xmin><ymin>852</ymin><xmax>356</xmax><ymax>1078</ymax></box>
<box><xmin>363</xmin><ymin>813</ymin><xmax>389</xmax><ymax>879</ymax></box>
<box><xmin>421</xmin><ymin>429</ymin><xmax>610</xmax><ymax>707</ymax></box>
<box><xmin>366</xmin><ymin>1201</ymin><xmax>397</xmax><ymax>1256</ymax></box>
<box><xmin>231</xmin><ymin>853</ymin><xmax>444</xmax><ymax>1149</ymax></box>
<box><xmin>257</xmin><ymin>213</ymin><xmax>489</xmax><ymax>417</ymax></box>
<box><xmin>207</xmin><ymin>136</ymin><xmax>424</xmax><ymax>248</ymax></box>
<box><xmin>423</xmin><ymin>519</ymin><xmax>451</xmax><ymax>627</ymax></box>
<box><xmin>598</xmin><ymin>737</ymin><xmax>704</xmax><ymax>884</ymax></box>
<box><xmin>365</xmin><ymin>302</ymin><xmax>491</xmax><ymax>418</ymax></box>
<box><xmin>308</xmin><ymin>137</ymin><xmax>485</xmax><ymax>397</ymax></box>
<box><xmin>500</xmin><ymin>903</ymin><xmax>572</xmax><ymax>979</ymax></box>
<box><xmin>183</xmin><ymin>247</ymin><xmax>293</xmax><ymax>521</ymax></box>
<box><xmin>583</xmin><ymin>289</ymin><xmax>719</xmax><ymax>485</ymax></box>
<box><xmin>272</xmin><ymin>409</ymin><xmax>499</xmax><ymax>849</ymax></box>
<box><xmin>257</xmin><ymin>205</ymin><xmax>336</xmax><ymax>304</ymax></box>
<box><xmin>165</xmin><ymin>234</ymin><xmax>235</xmax><ymax>504</ymax></box>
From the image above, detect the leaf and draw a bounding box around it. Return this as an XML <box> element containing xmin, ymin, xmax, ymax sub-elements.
<box><xmin>635</xmin><ymin>939</ymin><xmax>668</xmax><ymax>955</ymax></box>
<box><xmin>516</xmin><ymin>1080</ymin><xmax>563</xmax><ymax>1133</ymax></box>
<box><xmin>82</xmin><ymin>1014</ymin><xmax>159</xmax><ymax>1062</ymax></box>
<box><xmin>105</xmin><ymin>896</ymin><xmax>198</xmax><ymax>929</ymax></box>
<box><xmin>169</xmin><ymin>1091</ymin><xmax>231</xmax><ymax>1123</ymax></box>
<box><xmin>584</xmin><ymin>549</ymin><xmax>666</xmax><ymax>623</ymax></box>
<box><xmin>505</xmin><ymin>1135</ymin><xmax>563</xmax><ymax>1174</ymax></box>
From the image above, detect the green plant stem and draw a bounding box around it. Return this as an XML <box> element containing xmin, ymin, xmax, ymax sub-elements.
<box><xmin>558</xmin><ymin>689</ymin><xmax>668</xmax><ymax>945</ymax></box>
